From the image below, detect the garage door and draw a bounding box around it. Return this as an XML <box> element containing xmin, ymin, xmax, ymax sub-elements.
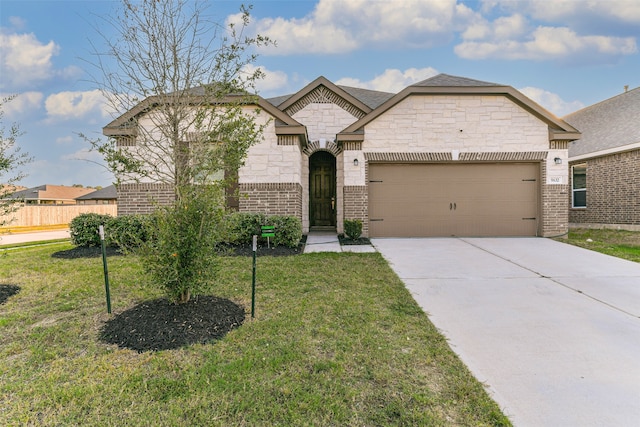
<box><xmin>368</xmin><ymin>163</ymin><xmax>539</xmax><ymax>237</ymax></box>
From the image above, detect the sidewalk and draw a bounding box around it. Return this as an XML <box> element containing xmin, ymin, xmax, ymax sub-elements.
<box><xmin>303</xmin><ymin>231</ymin><xmax>375</xmax><ymax>253</ymax></box>
<box><xmin>0</xmin><ymin>229</ymin><xmax>70</xmax><ymax>245</ymax></box>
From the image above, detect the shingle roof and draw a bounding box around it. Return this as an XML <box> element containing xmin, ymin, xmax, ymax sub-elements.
<box><xmin>76</xmin><ymin>185</ymin><xmax>118</xmax><ymax>200</ymax></box>
<box><xmin>565</xmin><ymin>87</ymin><xmax>640</xmax><ymax>157</ymax></box>
<box><xmin>411</xmin><ymin>73</ymin><xmax>499</xmax><ymax>87</ymax></box>
<box><xmin>335</xmin><ymin>86</ymin><xmax>395</xmax><ymax>109</ymax></box>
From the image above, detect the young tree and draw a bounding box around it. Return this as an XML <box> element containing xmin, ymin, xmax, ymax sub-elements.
<box><xmin>1</xmin><ymin>96</ymin><xmax>32</xmax><ymax>227</ymax></box>
<box><xmin>89</xmin><ymin>0</ymin><xmax>271</xmax><ymax>303</ymax></box>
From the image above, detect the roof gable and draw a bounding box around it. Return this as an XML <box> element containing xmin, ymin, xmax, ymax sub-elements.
<box><xmin>338</xmin><ymin>73</ymin><xmax>580</xmax><ymax>142</ymax></box>
<box><xmin>277</xmin><ymin>76</ymin><xmax>376</xmax><ymax>120</ymax></box>
<box><xmin>565</xmin><ymin>87</ymin><xmax>640</xmax><ymax>158</ymax></box>
<box><xmin>103</xmin><ymin>92</ymin><xmax>306</xmax><ymax>139</ymax></box>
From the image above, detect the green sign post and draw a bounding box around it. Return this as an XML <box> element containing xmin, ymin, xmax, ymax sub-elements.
<box><xmin>99</xmin><ymin>225</ymin><xmax>112</xmax><ymax>314</ymax></box>
<box><xmin>251</xmin><ymin>235</ymin><xmax>257</xmax><ymax>318</ymax></box>
<box><xmin>261</xmin><ymin>225</ymin><xmax>275</xmax><ymax>248</ymax></box>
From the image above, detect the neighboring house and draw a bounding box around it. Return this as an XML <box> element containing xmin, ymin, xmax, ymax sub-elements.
<box><xmin>9</xmin><ymin>185</ymin><xmax>95</xmax><ymax>205</ymax></box>
<box><xmin>104</xmin><ymin>74</ymin><xmax>580</xmax><ymax>238</ymax></box>
<box><xmin>564</xmin><ymin>87</ymin><xmax>640</xmax><ymax>231</ymax></box>
<box><xmin>75</xmin><ymin>185</ymin><xmax>118</xmax><ymax>205</ymax></box>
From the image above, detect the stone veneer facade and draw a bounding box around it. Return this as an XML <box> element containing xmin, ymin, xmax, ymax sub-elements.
<box><xmin>569</xmin><ymin>149</ymin><xmax>640</xmax><ymax>229</ymax></box>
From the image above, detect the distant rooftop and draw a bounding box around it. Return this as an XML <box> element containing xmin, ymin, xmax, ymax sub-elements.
<box><xmin>76</xmin><ymin>185</ymin><xmax>117</xmax><ymax>200</ymax></box>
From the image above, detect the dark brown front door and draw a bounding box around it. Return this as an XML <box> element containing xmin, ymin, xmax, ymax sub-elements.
<box><xmin>310</xmin><ymin>151</ymin><xmax>336</xmax><ymax>227</ymax></box>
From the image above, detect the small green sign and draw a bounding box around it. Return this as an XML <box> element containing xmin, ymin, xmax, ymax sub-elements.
<box><xmin>261</xmin><ymin>225</ymin><xmax>275</xmax><ymax>238</ymax></box>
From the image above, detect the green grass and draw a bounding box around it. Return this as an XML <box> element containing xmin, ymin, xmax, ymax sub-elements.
<box><xmin>562</xmin><ymin>228</ymin><xmax>640</xmax><ymax>263</ymax></box>
<box><xmin>0</xmin><ymin>243</ymin><xmax>510</xmax><ymax>426</ymax></box>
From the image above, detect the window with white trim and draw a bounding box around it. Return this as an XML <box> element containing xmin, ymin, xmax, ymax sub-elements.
<box><xmin>572</xmin><ymin>164</ymin><xmax>587</xmax><ymax>208</ymax></box>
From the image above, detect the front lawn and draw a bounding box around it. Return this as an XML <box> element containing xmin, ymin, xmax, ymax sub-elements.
<box><xmin>562</xmin><ymin>228</ymin><xmax>640</xmax><ymax>263</ymax></box>
<box><xmin>0</xmin><ymin>243</ymin><xmax>510</xmax><ymax>426</ymax></box>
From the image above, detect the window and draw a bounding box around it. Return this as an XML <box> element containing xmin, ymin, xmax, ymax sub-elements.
<box><xmin>572</xmin><ymin>164</ymin><xmax>586</xmax><ymax>208</ymax></box>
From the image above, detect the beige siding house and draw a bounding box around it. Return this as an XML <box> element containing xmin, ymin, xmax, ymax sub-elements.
<box><xmin>104</xmin><ymin>74</ymin><xmax>580</xmax><ymax>238</ymax></box>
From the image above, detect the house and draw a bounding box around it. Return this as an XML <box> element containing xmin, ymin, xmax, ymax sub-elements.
<box><xmin>9</xmin><ymin>185</ymin><xmax>95</xmax><ymax>205</ymax></box>
<box><xmin>104</xmin><ymin>74</ymin><xmax>580</xmax><ymax>238</ymax></box>
<box><xmin>564</xmin><ymin>87</ymin><xmax>640</xmax><ymax>231</ymax></box>
<box><xmin>75</xmin><ymin>185</ymin><xmax>118</xmax><ymax>205</ymax></box>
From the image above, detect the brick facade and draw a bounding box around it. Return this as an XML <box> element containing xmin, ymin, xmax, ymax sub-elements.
<box><xmin>343</xmin><ymin>185</ymin><xmax>368</xmax><ymax>235</ymax></box>
<box><xmin>116</xmin><ymin>183</ymin><xmax>175</xmax><ymax>215</ymax></box>
<box><xmin>569</xmin><ymin>149</ymin><xmax>640</xmax><ymax>227</ymax></box>
<box><xmin>239</xmin><ymin>183</ymin><xmax>303</xmax><ymax>218</ymax></box>
<box><xmin>540</xmin><ymin>162</ymin><xmax>570</xmax><ymax>237</ymax></box>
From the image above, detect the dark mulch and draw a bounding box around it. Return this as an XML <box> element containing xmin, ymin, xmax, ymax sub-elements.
<box><xmin>99</xmin><ymin>296</ymin><xmax>245</xmax><ymax>352</ymax></box>
<box><xmin>0</xmin><ymin>284</ymin><xmax>21</xmax><ymax>305</ymax></box>
<box><xmin>219</xmin><ymin>234</ymin><xmax>307</xmax><ymax>257</ymax></box>
<box><xmin>338</xmin><ymin>234</ymin><xmax>372</xmax><ymax>246</ymax></box>
<box><xmin>52</xmin><ymin>246</ymin><xmax>123</xmax><ymax>259</ymax></box>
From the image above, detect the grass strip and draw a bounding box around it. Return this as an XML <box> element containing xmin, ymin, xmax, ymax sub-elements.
<box><xmin>561</xmin><ymin>228</ymin><xmax>640</xmax><ymax>263</ymax></box>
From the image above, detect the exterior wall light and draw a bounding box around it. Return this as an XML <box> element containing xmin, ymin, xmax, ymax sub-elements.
<box><xmin>554</xmin><ymin>157</ymin><xmax>562</xmax><ymax>165</ymax></box>
<box><xmin>353</xmin><ymin>158</ymin><xmax>359</xmax><ymax>166</ymax></box>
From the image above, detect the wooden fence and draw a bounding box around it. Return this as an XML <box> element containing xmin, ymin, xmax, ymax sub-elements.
<box><xmin>0</xmin><ymin>205</ymin><xmax>118</xmax><ymax>229</ymax></box>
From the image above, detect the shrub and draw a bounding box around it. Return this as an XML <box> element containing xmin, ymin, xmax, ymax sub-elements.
<box><xmin>69</xmin><ymin>213</ymin><xmax>113</xmax><ymax>247</ymax></box>
<box><xmin>344</xmin><ymin>219</ymin><xmax>362</xmax><ymax>240</ymax></box>
<box><xmin>138</xmin><ymin>192</ymin><xmax>224</xmax><ymax>304</ymax></box>
<box><xmin>106</xmin><ymin>214</ymin><xmax>152</xmax><ymax>250</ymax></box>
<box><xmin>221</xmin><ymin>212</ymin><xmax>302</xmax><ymax>248</ymax></box>
<box><xmin>220</xmin><ymin>212</ymin><xmax>267</xmax><ymax>245</ymax></box>
<box><xmin>267</xmin><ymin>215</ymin><xmax>302</xmax><ymax>248</ymax></box>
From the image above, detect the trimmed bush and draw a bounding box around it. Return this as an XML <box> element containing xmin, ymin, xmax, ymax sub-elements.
<box><xmin>221</xmin><ymin>212</ymin><xmax>302</xmax><ymax>248</ymax></box>
<box><xmin>106</xmin><ymin>214</ymin><xmax>152</xmax><ymax>250</ymax></box>
<box><xmin>344</xmin><ymin>219</ymin><xmax>363</xmax><ymax>240</ymax></box>
<box><xmin>69</xmin><ymin>213</ymin><xmax>114</xmax><ymax>247</ymax></box>
<box><xmin>267</xmin><ymin>215</ymin><xmax>303</xmax><ymax>248</ymax></box>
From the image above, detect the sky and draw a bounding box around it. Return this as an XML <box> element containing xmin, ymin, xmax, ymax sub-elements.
<box><xmin>1</xmin><ymin>0</ymin><xmax>639</xmax><ymax>188</ymax></box>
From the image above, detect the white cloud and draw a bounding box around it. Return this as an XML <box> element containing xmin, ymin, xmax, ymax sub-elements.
<box><xmin>55</xmin><ymin>136</ymin><xmax>74</xmax><ymax>145</ymax></box>
<box><xmin>519</xmin><ymin>86</ymin><xmax>584</xmax><ymax>117</ymax></box>
<box><xmin>61</xmin><ymin>148</ymin><xmax>102</xmax><ymax>162</ymax></box>
<box><xmin>241</xmin><ymin>64</ymin><xmax>289</xmax><ymax>95</ymax></box>
<box><xmin>456</xmin><ymin>25</ymin><xmax>637</xmax><ymax>61</ymax></box>
<box><xmin>0</xmin><ymin>31</ymin><xmax>83</xmax><ymax>91</ymax></box>
<box><xmin>0</xmin><ymin>32</ymin><xmax>59</xmax><ymax>89</ymax></box>
<box><xmin>484</xmin><ymin>0</ymin><xmax>640</xmax><ymax>25</ymax></box>
<box><xmin>243</xmin><ymin>0</ymin><xmax>476</xmax><ymax>55</ymax></box>
<box><xmin>336</xmin><ymin>67</ymin><xmax>439</xmax><ymax>93</ymax></box>
<box><xmin>45</xmin><ymin>90</ymin><xmax>109</xmax><ymax>121</ymax></box>
<box><xmin>9</xmin><ymin>16</ymin><xmax>27</xmax><ymax>30</ymax></box>
<box><xmin>1</xmin><ymin>91</ymin><xmax>43</xmax><ymax>117</ymax></box>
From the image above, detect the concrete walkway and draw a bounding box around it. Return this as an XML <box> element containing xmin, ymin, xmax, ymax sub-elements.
<box><xmin>373</xmin><ymin>237</ymin><xmax>640</xmax><ymax>427</ymax></box>
<box><xmin>303</xmin><ymin>231</ymin><xmax>376</xmax><ymax>253</ymax></box>
<box><xmin>0</xmin><ymin>229</ymin><xmax>70</xmax><ymax>245</ymax></box>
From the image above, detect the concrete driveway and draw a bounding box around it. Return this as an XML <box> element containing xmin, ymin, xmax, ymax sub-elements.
<box><xmin>372</xmin><ymin>237</ymin><xmax>640</xmax><ymax>427</ymax></box>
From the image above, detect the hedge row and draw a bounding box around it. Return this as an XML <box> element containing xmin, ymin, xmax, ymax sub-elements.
<box><xmin>69</xmin><ymin>212</ymin><xmax>303</xmax><ymax>249</ymax></box>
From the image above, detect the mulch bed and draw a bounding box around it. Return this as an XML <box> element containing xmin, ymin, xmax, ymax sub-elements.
<box><xmin>100</xmin><ymin>296</ymin><xmax>245</xmax><ymax>352</ymax></box>
<box><xmin>0</xmin><ymin>284</ymin><xmax>21</xmax><ymax>305</ymax></box>
<box><xmin>219</xmin><ymin>237</ymin><xmax>306</xmax><ymax>257</ymax></box>
<box><xmin>338</xmin><ymin>234</ymin><xmax>372</xmax><ymax>246</ymax></box>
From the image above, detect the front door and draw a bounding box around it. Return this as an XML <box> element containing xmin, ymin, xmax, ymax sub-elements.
<box><xmin>309</xmin><ymin>151</ymin><xmax>336</xmax><ymax>227</ymax></box>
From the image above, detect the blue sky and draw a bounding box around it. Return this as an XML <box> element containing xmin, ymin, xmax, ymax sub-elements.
<box><xmin>1</xmin><ymin>0</ymin><xmax>639</xmax><ymax>188</ymax></box>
